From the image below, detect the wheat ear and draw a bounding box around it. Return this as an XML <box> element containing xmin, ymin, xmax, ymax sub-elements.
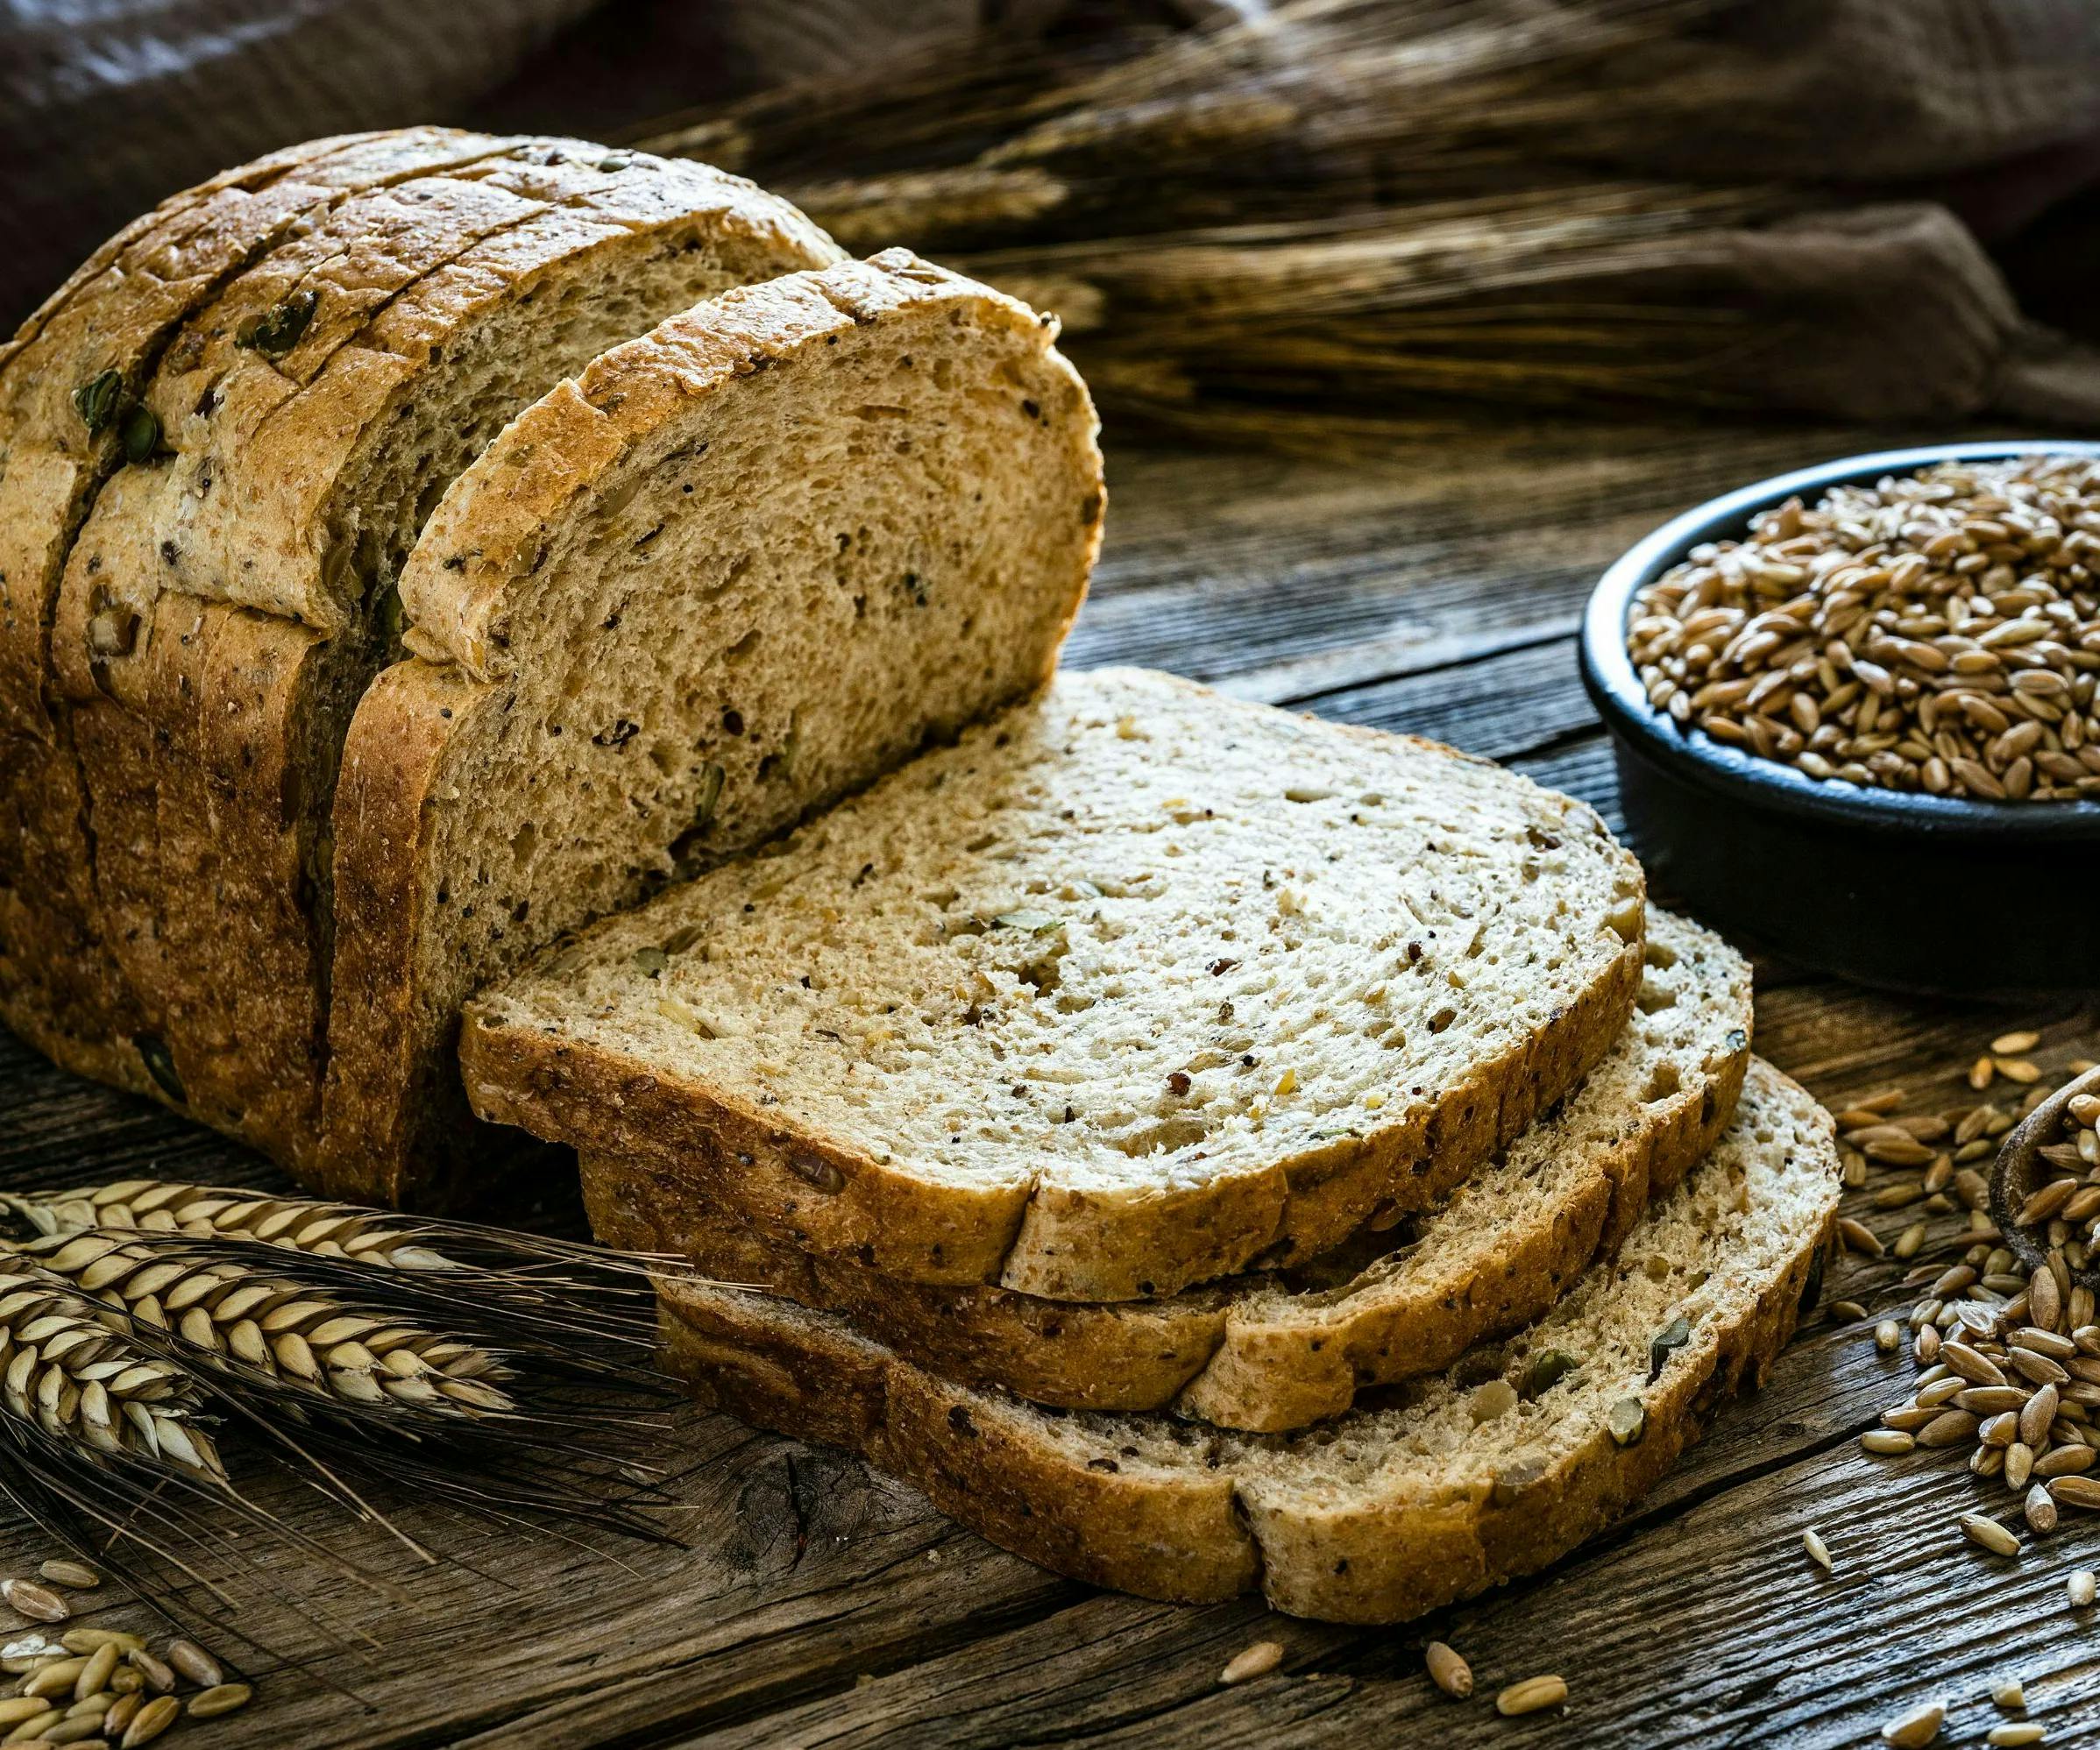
<box><xmin>6</xmin><ymin>1184</ymin><xmax>458</xmax><ymax>1270</ymax></box>
<box><xmin>0</xmin><ymin>1267</ymin><xmax>223</xmax><ymax>1483</ymax></box>
<box><xmin>18</xmin><ymin>1236</ymin><xmax>514</xmax><ymax>1418</ymax></box>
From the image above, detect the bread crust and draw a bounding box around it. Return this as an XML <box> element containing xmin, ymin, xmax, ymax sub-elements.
<box><xmin>579</xmin><ymin>913</ymin><xmax>1748</xmax><ymax>1425</ymax></box>
<box><xmin>334</xmin><ymin>251</ymin><xmax>1101</xmax><ymax>1206</ymax></box>
<box><xmin>653</xmin><ymin>1060</ymin><xmax>1838</xmax><ymax>1623</ymax></box>
<box><xmin>465</xmin><ymin>679</ymin><xmax>1646</xmax><ymax>1302</ymax></box>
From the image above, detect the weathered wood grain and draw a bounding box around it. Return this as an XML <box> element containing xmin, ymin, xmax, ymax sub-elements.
<box><xmin>0</xmin><ymin>417</ymin><xmax>2082</xmax><ymax>1749</ymax></box>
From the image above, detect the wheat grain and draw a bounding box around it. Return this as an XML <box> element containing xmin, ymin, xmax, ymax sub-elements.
<box><xmin>119</xmin><ymin>1693</ymin><xmax>178</xmax><ymax>1746</ymax></box>
<box><xmin>1883</xmin><ymin>1700</ymin><xmax>1947</xmax><ymax>1747</ymax></box>
<box><xmin>102</xmin><ymin>1691</ymin><xmax>139</xmax><ymax>1740</ymax></box>
<box><xmin>71</xmin><ymin>1646</ymin><xmax>115</xmax><ymax>1704</ymax></box>
<box><xmin>1496</xmin><ymin>1675</ymin><xmax>1567</xmax><ymax>1717</ymax></box>
<box><xmin>1423</xmin><ymin>1640</ymin><xmax>1471</xmax><ymax>1698</ymax></box>
<box><xmin>160</xmin><ymin>1642</ymin><xmax>219</xmax><ymax>1691</ymax></box>
<box><xmin>1218</xmin><ymin>1640</ymin><xmax>1283</xmax><ymax>1685</ymax></box>
<box><xmin>184</xmin><ymin>1682</ymin><xmax>250</xmax><ymax>1719</ymax></box>
<box><xmin>1962</xmin><ymin>1512</ymin><xmax>2021</xmax><ymax>1555</ymax></box>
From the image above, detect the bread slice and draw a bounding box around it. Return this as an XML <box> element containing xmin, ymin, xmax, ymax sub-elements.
<box><xmin>585</xmin><ymin>909</ymin><xmax>1748</xmax><ymax>1429</ymax></box>
<box><xmin>464</xmin><ymin>666</ymin><xmax>1647</xmax><ymax>1301</ymax></box>
<box><xmin>331</xmin><ymin>249</ymin><xmax>1104</xmax><ymax>1207</ymax></box>
<box><xmin>41</xmin><ymin>140</ymin><xmax>840</xmax><ymax>1173</ymax></box>
<box><xmin>0</xmin><ymin>128</ymin><xmax>513</xmax><ymax>1103</ymax></box>
<box><xmin>656</xmin><ymin>1059</ymin><xmax>1837</xmax><ymax>1623</ymax></box>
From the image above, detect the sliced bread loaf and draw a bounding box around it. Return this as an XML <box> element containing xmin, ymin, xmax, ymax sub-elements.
<box><xmin>656</xmin><ymin>1059</ymin><xmax>1838</xmax><ymax>1623</ymax></box>
<box><xmin>41</xmin><ymin>140</ymin><xmax>841</xmax><ymax>1173</ymax></box>
<box><xmin>329</xmin><ymin>249</ymin><xmax>1104</xmax><ymax>1205</ymax></box>
<box><xmin>0</xmin><ymin>128</ymin><xmax>512</xmax><ymax>1102</ymax></box>
<box><xmin>464</xmin><ymin>666</ymin><xmax>1647</xmax><ymax>1301</ymax></box>
<box><xmin>585</xmin><ymin>909</ymin><xmax>1749</xmax><ymax>1428</ymax></box>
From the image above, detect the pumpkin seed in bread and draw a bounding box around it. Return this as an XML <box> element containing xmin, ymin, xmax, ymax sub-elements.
<box><xmin>464</xmin><ymin>666</ymin><xmax>1646</xmax><ymax>1302</ymax></box>
<box><xmin>335</xmin><ymin>249</ymin><xmax>1103</xmax><ymax>1205</ymax></box>
<box><xmin>656</xmin><ymin>1059</ymin><xmax>1837</xmax><ymax>1623</ymax></box>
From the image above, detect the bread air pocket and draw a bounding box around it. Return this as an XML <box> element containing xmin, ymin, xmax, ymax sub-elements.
<box><xmin>329</xmin><ymin>251</ymin><xmax>1104</xmax><ymax>1205</ymax></box>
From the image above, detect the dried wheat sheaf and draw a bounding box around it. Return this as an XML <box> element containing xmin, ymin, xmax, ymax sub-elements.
<box><xmin>633</xmin><ymin>0</ymin><xmax>1839</xmax><ymax>445</ymax></box>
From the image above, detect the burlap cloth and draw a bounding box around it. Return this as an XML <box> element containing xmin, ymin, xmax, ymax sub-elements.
<box><xmin>5</xmin><ymin>0</ymin><xmax>2099</xmax><ymax>427</ymax></box>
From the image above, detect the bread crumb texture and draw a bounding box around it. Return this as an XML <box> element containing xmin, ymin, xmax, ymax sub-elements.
<box><xmin>468</xmin><ymin>666</ymin><xmax>1646</xmax><ymax>1298</ymax></box>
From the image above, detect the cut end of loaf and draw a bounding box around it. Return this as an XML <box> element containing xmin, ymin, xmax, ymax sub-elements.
<box><xmin>329</xmin><ymin>247</ymin><xmax>1104</xmax><ymax>1200</ymax></box>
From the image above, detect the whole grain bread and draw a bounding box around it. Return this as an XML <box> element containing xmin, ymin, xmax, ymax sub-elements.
<box><xmin>0</xmin><ymin>129</ymin><xmax>514</xmax><ymax>1104</ymax></box>
<box><xmin>39</xmin><ymin>139</ymin><xmax>840</xmax><ymax>1173</ymax></box>
<box><xmin>586</xmin><ymin>909</ymin><xmax>1749</xmax><ymax>1429</ymax></box>
<box><xmin>656</xmin><ymin>1059</ymin><xmax>1838</xmax><ymax>1624</ymax></box>
<box><xmin>465</xmin><ymin>666</ymin><xmax>1647</xmax><ymax>1302</ymax></box>
<box><xmin>332</xmin><ymin>249</ymin><xmax>1104</xmax><ymax>1207</ymax></box>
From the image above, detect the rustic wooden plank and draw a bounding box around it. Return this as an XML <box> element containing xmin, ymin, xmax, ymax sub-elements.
<box><xmin>0</xmin><ymin>419</ymin><xmax>2056</xmax><ymax>1748</ymax></box>
<box><xmin>1073</xmin><ymin>424</ymin><xmax>1903</xmax><ymax>698</ymax></box>
<box><xmin>1291</xmin><ymin>634</ymin><xmax>1595</xmax><ymax>763</ymax></box>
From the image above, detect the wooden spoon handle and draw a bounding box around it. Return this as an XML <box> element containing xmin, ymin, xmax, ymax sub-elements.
<box><xmin>1989</xmin><ymin>1064</ymin><xmax>2100</xmax><ymax>1285</ymax></box>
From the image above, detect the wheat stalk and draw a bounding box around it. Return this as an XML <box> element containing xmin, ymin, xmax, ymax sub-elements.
<box><xmin>626</xmin><ymin>0</ymin><xmax>1847</xmax><ymax>439</ymax></box>
<box><xmin>18</xmin><ymin>1234</ymin><xmax>514</xmax><ymax>1419</ymax></box>
<box><xmin>0</xmin><ymin>1267</ymin><xmax>223</xmax><ymax>1484</ymax></box>
<box><xmin>7</xmin><ymin>1183</ymin><xmax>459</xmax><ymax>1271</ymax></box>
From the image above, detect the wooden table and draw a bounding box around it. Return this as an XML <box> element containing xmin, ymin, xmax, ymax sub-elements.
<box><xmin>4</xmin><ymin>419</ymin><xmax>2093</xmax><ymax>1748</ymax></box>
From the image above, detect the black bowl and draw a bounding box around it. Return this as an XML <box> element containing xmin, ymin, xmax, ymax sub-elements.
<box><xmin>1579</xmin><ymin>440</ymin><xmax>2100</xmax><ymax>998</ymax></box>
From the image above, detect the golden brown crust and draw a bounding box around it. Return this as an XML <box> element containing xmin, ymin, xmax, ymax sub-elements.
<box><xmin>658</xmin><ymin>1232</ymin><xmax>1827</xmax><ymax>1622</ymax></box>
<box><xmin>0</xmin><ymin>129</ymin><xmax>514</xmax><ymax>1119</ymax></box>
<box><xmin>320</xmin><ymin>657</ymin><xmax>482</xmax><ymax>1202</ymax></box>
<box><xmin>653</xmin><ymin>1066</ymin><xmax>1837</xmax><ymax>1623</ymax></box>
<box><xmin>578</xmin><ymin>985</ymin><xmax>1745</xmax><ymax>1427</ymax></box>
<box><xmin>584</xmin><ymin>1152</ymin><xmax>1231</xmax><ymax>1408</ymax></box>
<box><xmin>470</xmin><ymin>918</ymin><xmax>1643</xmax><ymax>1304</ymax></box>
<box><xmin>1183</xmin><ymin>1031</ymin><xmax>1747</xmax><ymax>1429</ymax></box>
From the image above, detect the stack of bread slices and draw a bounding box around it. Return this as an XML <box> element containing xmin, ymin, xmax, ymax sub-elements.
<box><xmin>2</xmin><ymin>131</ymin><xmax>1839</xmax><ymax>1623</ymax></box>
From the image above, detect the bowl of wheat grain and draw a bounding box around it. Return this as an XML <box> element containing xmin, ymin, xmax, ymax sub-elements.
<box><xmin>1581</xmin><ymin>440</ymin><xmax>2100</xmax><ymax>996</ymax></box>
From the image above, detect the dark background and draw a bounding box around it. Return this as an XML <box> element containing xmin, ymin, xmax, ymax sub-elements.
<box><xmin>7</xmin><ymin>0</ymin><xmax>2100</xmax><ymax>400</ymax></box>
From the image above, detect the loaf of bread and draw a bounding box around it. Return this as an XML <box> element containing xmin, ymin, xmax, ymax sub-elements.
<box><xmin>34</xmin><ymin>139</ymin><xmax>842</xmax><ymax>1187</ymax></box>
<box><xmin>585</xmin><ymin>908</ymin><xmax>1749</xmax><ymax>1428</ymax></box>
<box><xmin>2</xmin><ymin>136</ymin><xmax>1825</xmax><ymax>1634</ymax></box>
<box><xmin>330</xmin><ymin>248</ymin><xmax>1104</xmax><ymax>1203</ymax></box>
<box><xmin>656</xmin><ymin>1060</ymin><xmax>1837</xmax><ymax>1623</ymax></box>
<box><xmin>0</xmin><ymin>129</ymin><xmax>517</xmax><ymax>1104</ymax></box>
<box><xmin>464</xmin><ymin>666</ymin><xmax>1648</xmax><ymax>1301</ymax></box>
